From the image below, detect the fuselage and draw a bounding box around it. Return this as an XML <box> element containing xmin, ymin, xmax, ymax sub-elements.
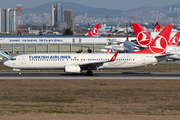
<box><xmin>166</xmin><ymin>46</ymin><xmax>180</xmax><ymax>60</ymax></box>
<box><xmin>4</xmin><ymin>53</ymin><xmax>157</xmax><ymax>70</ymax></box>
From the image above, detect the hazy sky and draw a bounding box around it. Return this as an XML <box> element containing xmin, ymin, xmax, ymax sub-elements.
<box><xmin>0</xmin><ymin>0</ymin><xmax>180</xmax><ymax>10</ymax></box>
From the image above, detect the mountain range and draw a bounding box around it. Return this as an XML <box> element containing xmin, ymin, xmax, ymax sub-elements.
<box><xmin>23</xmin><ymin>1</ymin><xmax>180</xmax><ymax>17</ymax></box>
<box><xmin>23</xmin><ymin>1</ymin><xmax>123</xmax><ymax>17</ymax></box>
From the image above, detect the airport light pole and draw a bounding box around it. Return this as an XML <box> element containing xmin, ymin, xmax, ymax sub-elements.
<box><xmin>105</xmin><ymin>15</ymin><xmax>109</xmax><ymax>37</ymax></box>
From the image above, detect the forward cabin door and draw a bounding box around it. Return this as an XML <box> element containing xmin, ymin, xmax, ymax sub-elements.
<box><xmin>22</xmin><ymin>56</ymin><xmax>26</xmax><ymax>64</ymax></box>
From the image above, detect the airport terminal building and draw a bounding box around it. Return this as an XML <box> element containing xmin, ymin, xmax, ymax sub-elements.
<box><xmin>0</xmin><ymin>36</ymin><xmax>136</xmax><ymax>54</ymax></box>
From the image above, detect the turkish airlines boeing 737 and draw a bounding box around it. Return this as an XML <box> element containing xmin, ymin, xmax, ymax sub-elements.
<box><xmin>3</xmin><ymin>25</ymin><xmax>172</xmax><ymax>75</ymax></box>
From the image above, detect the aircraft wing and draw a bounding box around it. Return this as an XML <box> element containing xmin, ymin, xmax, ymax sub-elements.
<box><xmin>155</xmin><ymin>53</ymin><xmax>174</xmax><ymax>62</ymax></box>
<box><xmin>79</xmin><ymin>51</ymin><xmax>119</xmax><ymax>70</ymax></box>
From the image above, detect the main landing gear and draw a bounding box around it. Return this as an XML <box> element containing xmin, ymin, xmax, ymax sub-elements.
<box><xmin>87</xmin><ymin>70</ymin><xmax>93</xmax><ymax>76</ymax></box>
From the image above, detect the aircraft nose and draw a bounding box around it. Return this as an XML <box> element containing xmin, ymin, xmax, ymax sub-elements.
<box><xmin>3</xmin><ymin>60</ymin><xmax>10</xmax><ymax>67</ymax></box>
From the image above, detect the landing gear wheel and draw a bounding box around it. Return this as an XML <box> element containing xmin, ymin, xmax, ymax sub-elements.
<box><xmin>87</xmin><ymin>70</ymin><xmax>93</xmax><ymax>76</ymax></box>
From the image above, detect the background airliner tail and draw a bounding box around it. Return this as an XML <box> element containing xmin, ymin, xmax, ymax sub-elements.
<box><xmin>153</xmin><ymin>25</ymin><xmax>160</xmax><ymax>32</ymax></box>
<box><xmin>108</xmin><ymin>27</ymin><xmax>113</xmax><ymax>33</ymax></box>
<box><xmin>168</xmin><ymin>31</ymin><xmax>180</xmax><ymax>46</ymax></box>
<box><xmin>103</xmin><ymin>23</ymin><xmax>111</xmax><ymax>29</ymax></box>
<box><xmin>153</xmin><ymin>22</ymin><xmax>158</xmax><ymax>31</ymax></box>
<box><xmin>132</xmin><ymin>24</ymin><xmax>153</xmax><ymax>47</ymax></box>
<box><xmin>86</xmin><ymin>24</ymin><xmax>100</xmax><ymax>36</ymax></box>
<box><xmin>133</xmin><ymin>25</ymin><xmax>172</xmax><ymax>54</ymax></box>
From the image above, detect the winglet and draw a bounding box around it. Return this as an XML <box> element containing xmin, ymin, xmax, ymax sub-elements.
<box><xmin>106</xmin><ymin>47</ymin><xmax>111</xmax><ymax>53</ymax></box>
<box><xmin>109</xmin><ymin>51</ymin><xmax>119</xmax><ymax>61</ymax></box>
<box><xmin>86</xmin><ymin>24</ymin><xmax>100</xmax><ymax>36</ymax></box>
<box><xmin>0</xmin><ymin>51</ymin><xmax>15</xmax><ymax>60</ymax></box>
<box><xmin>168</xmin><ymin>31</ymin><xmax>180</xmax><ymax>46</ymax></box>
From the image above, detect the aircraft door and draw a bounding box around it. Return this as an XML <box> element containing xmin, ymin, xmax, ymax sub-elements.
<box><xmin>22</xmin><ymin>56</ymin><xmax>26</xmax><ymax>64</ymax></box>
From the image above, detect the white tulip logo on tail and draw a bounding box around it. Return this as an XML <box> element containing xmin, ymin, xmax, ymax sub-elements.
<box><xmin>149</xmin><ymin>35</ymin><xmax>167</xmax><ymax>54</ymax></box>
<box><xmin>154</xmin><ymin>28</ymin><xmax>158</xmax><ymax>32</ymax></box>
<box><xmin>91</xmin><ymin>28</ymin><xmax>98</xmax><ymax>36</ymax></box>
<box><xmin>137</xmin><ymin>31</ymin><xmax>152</xmax><ymax>46</ymax></box>
<box><xmin>169</xmin><ymin>37</ymin><xmax>178</xmax><ymax>46</ymax></box>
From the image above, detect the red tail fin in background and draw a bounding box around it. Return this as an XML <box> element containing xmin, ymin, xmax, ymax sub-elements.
<box><xmin>86</xmin><ymin>24</ymin><xmax>100</xmax><ymax>36</ymax></box>
<box><xmin>132</xmin><ymin>24</ymin><xmax>153</xmax><ymax>47</ymax></box>
<box><xmin>108</xmin><ymin>27</ymin><xmax>113</xmax><ymax>33</ymax></box>
<box><xmin>133</xmin><ymin>25</ymin><xmax>172</xmax><ymax>54</ymax></box>
<box><xmin>153</xmin><ymin>25</ymin><xmax>160</xmax><ymax>32</ymax></box>
<box><xmin>153</xmin><ymin>22</ymin><xmax>158</xmax><ymax>30</ymax></box>
<box><xmin>168</xmin><ymin>31</ymin><xmax>180</xmax><ymax>46</ymax></box>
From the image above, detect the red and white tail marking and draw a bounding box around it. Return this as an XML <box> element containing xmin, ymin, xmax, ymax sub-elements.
<box><xmin>133</xmin><ymin>25</ymin><xmax>172</xmax><ymax>54</ymax></box>
<box><xmin>109</xmin><ymin>51</ymin><xmax>119</xmax><ymax>62</ymax></box>
<box><xmin>153</xmin><ymin>25</ymin><xmax>160</xmax><ymax>32</ymax></box>
<box><xmin>106</xmin><ymin>47</ymin><xmax>111</xmax><ymax>53</ymax></box>
<box><xmin>86</xmin><ymin>24</ymin><xmax>100</xmax><ymax>36</ymax></box>
<box><xmin>108</xmin><ymin>27</ymin><xmax>113</xmax><ymax>33</ymax></box>
<box><xmin>153</xmin><ymin>22</ymin><xmax>158</xmax><ymax>30</ymax></box>
<box><xmin>132</xmin><ymin>24</ymin><xmax>153</xmax><ymax>47</ymax></box>
<box><xmin>168</xmin><ymin>31</ymin><xmax>180</xmax><ymax>46</ymax></box>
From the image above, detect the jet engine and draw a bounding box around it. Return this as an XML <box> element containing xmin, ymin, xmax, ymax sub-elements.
<box><xmin>4</xmin><ymin>50</ymin><xmax>9</xmax><ymax>55</ymax></box>
<box><xmin>64</xmin><ymin>65</ymin><xmax>81</xmax><ymax>73</ymax></box>
<box><xmin>87</xmin><ymin>48</ymin><xmax>92</xmax><ymax>53</ymax></box>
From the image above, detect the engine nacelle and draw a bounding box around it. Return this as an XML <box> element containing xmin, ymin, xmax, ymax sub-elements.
<box><xmin>64</xmin><ymin>65</ymin><xmax>81</xmax><ymax>73</ymax></box>
<box><xmin>87</xmin><ymin>48</ymin><xmax>92</xmax><ymax>53</ymax></box>
<box><xmin>4</xmin><ymin>50</ymin><xmax>9</xmax><ymax>55</ymax></box>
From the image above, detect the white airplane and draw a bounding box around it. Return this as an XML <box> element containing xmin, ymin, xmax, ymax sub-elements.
<box><xmin>97</xmin><ymin>24</ymin><xmax>114</xmax><ymax>36</ymax></box>
<box><xmin>132</xmin><ymin>23</ymin><xmax>180</xmax><ymax>61</ymax></box>
<box><xmin>3</xmin><ymin>25</ymin><xmax>172</xmax><ymax>75</ymax></box>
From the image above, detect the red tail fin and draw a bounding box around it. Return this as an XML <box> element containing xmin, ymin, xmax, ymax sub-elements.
<box><xmin>153</xmin><ymin>25</ymin><xmax>160</xmax><ymax>32</ymax></box>
<box><xmin>153</xmin><ymin>22</ymin><xmax>158</xmax><ymax>30</ymax></box>
<box><xmin>108</xmin><ymin>27</ymin><xmax>113</xmax><ymax>33</ymax></box>
<box><xmin>132</xmin><ymin>24</ymin><xmax>153</xmax><ymax>47</ymax></box>
<box><xmin>133</xmin><ymin>25</ymin><xmax>172</xmax><ymax>54</ymax></box>
<box><xmin>168</xmin><ymin>31</ymin><xmax>180</xmax><ymax>46</ymax></box>
<box><xmin>86</xmin><ymin>24</ymin><xmax>100</xmax><ymax>36</ymax></box>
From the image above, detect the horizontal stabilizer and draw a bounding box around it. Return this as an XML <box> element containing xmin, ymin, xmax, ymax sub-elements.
<box><xmin>0</xmin><ymin>51</ymin><xmax>15</xmax><ymax>60</ymax></box>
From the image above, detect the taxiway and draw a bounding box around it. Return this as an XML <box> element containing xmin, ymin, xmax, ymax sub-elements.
<box><xmin>0</xmin><ymin>72</ymin><xmax>180</xmax><ymax>80</ymax></box>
